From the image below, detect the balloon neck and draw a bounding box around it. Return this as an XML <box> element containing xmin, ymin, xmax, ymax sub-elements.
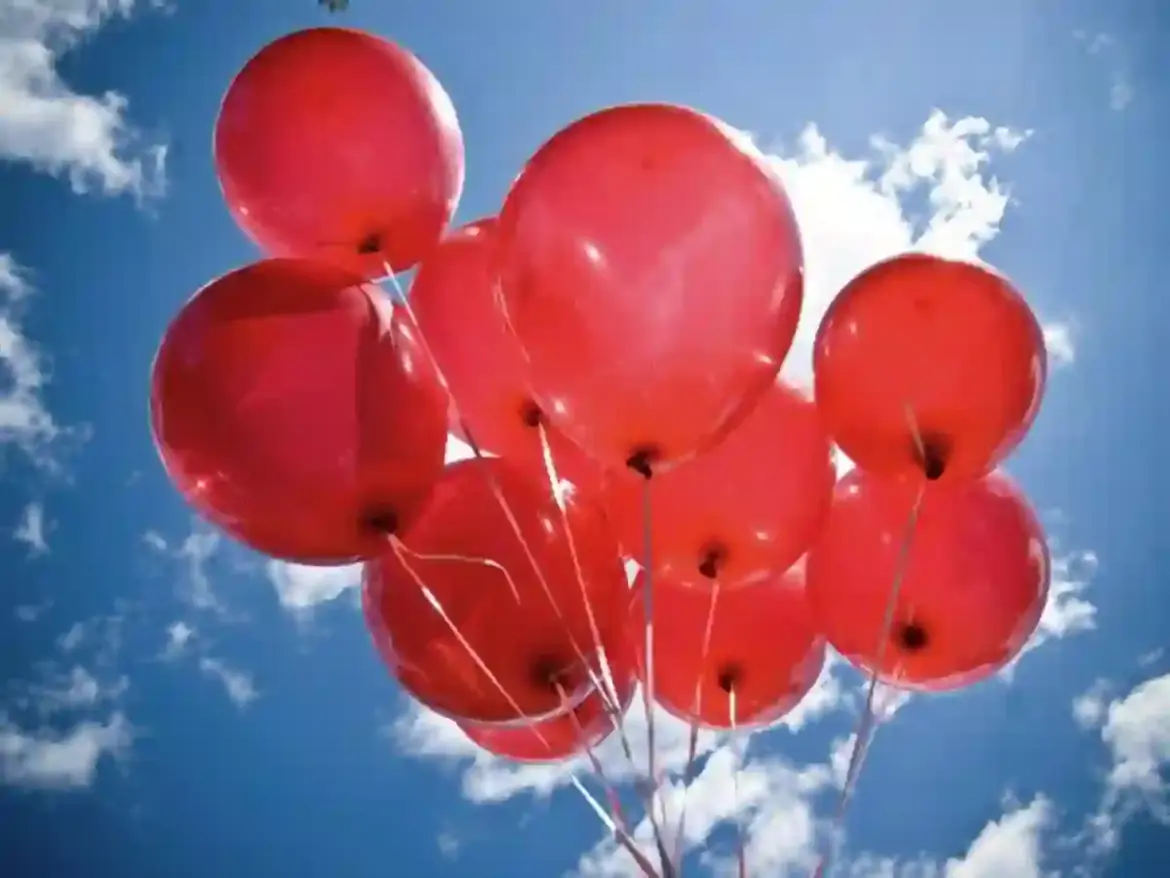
<box><xmin>519</xmin><ymin>399</ymin><xmax>545</xmax><ymax>429</ymax></box>
<box><xmin>357</xmin><ymin>232</ymin><xmax>384</xmax><ymax>255</ymax></box>
<box><xmin>698</xmin><ymin>543</ymin><xmax>727</xmax><ymax>580</ymax></box>
<box><xmin>894</xmin><ymin>620</ymin><xmax>929</xmax><ymax>653</ymax></box>
<box><xmin>916</xmin><ymin>434</ymin><xmax>950</xmax><ymax>482</ymax></box>
<box><xmin>716</xmin><ymin>665</ymin><xmax>741</xmax><ymax>694</ymax></box>
<box><xmin>625</xmin><ymin>445</ymin><xmax>660</xmax><ymax>480</ymax></box>
<box><xmin>363</xmin><ymin>509</ymin><xmax>400</xmax><ymax>536</ymax></box>
<box><xmin>529</xmin><ymin>654</ymin><xmax>573</xmax><ymax>694</ymax></box>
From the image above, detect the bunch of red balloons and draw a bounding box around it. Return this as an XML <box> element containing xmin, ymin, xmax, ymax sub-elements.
<box><xmin>150</xmin><ymin>26</ymin><xmax>1052</xmax><ymax>776</ymax></box>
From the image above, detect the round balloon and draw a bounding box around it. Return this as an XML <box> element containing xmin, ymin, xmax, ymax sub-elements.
<box><xmin>496</xmin><ymin>103</ymin><xmax>804</xmax><ymax>476</ymax></box>
<box><xmin>459</xmin><ymin>669</ymin><xmax>636</xmax><ymax>763</ymax></box>
<box><xmin>363</xmin><ymin>457</ymin><xmax>630</xmax><ymax>724</ymax></box>
<box><xmin>603</xmin><ymin>380</ymin><xmax>834</xmax><ymax>587</ymax></box>
<box><xmin>631</xmin><ymin>568</ymin><xmax>825</xmax><ymax>729</ymax></box>
<box><xmin>214</xmin><ymin>27</ymin><xmax>465</xmax><ymax>277</ymax></box>
<box><xmin>409</xmin><ymin>218</ymin><xmax>605</xmax><ymax>493</ymax></box>
<box><xmin>805</xmin><ymin>470</ymin><xmax>1050</xmax><ymax>690</ymax></box>
<box><xmin>813</xmin><ymin>253</ymin><xmax>1045</xmax><ymax>483</ymax></box>
<box><xmin>150</xmin><ymin>258</ymin><xmax>448</xmax><ymax>563</ymax></box>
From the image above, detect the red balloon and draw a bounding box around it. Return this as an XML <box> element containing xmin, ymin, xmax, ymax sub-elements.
<box><xmin>603</xmin><ymin>380</ymin><xmax>834</xmax><ymax>587</ymax></box>
<box><xmin>496</xmin><ymin>103</ymin><xmax>804</xmax><ymax>476</ymax></box>
<box><xmin>363</xmin><ymin>457</ymin><xmax>630</xmax><ymax>724</ymax></box>
<box><xmin>214</xmin><ymin>27</ymin><xmax>465</xmax><ymax>277</ymax></box>
<box><xmin>409</xmin><ymin>218</ymin><xmax>606</xmax><ymax>493</ymax></box>
<box><xmin>460</xmin><ymin>669</ymin><xmax>636</xmax><ymax>763</ymax></box>
<box><xmin>813</xmin><ymin>254</ymin><xmax>1046</xmax><ymax>483</ymax></box>
<box><xmin>805</xmin><ymin>470</ymin><xmax>1049</xmax><ymax>691</ymax></box>
<box><xmin>151</xmin><ymin>258</ymin><xmax>447</xmax><ymax>563</ymax></box>
<box><xmin>631</xmin><ymin>568</ymin><xmax>825</xmax><ymax>729</ymax></box>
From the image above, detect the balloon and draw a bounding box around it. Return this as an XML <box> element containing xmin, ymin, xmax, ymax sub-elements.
<box><xmin>363</xmin><ymin>457</ymin><xmax>630</xmax><ymax>724</ymax></box>
<box><xmin>150</xmin><ymin>258</ymin><xmax>447</xmax><ymax>563</ymax></box>
<box><xmin>460</xmin><ymin>668</ymin><xmax>636</xmax><ymax>763</ymax></box>
<box><xmin>603</xmin><ymin>380</ymin><xmax>834</xmax><ymax>587</ymax></box>
<box><xmin>813</xmin><ymin>254</ymin><xmax>1045</xmax><ymax>483</ymax></box>
<box><xmin>214</xmin><ymin>27</ymin><xmax>464</xmax><ymax>277</ymax></box>
<box><xmin>805</xmin><ymin>470</ymin><xmax>1049</xmax><ymax>691</ymax></box>
<box><xmin>409</xmin><ymin>218</ymin><xmax>606</xmax><ymax>492</ymax></box>
<box><xmin>496</xmin><ymin>103</ymin><xmax>804</xmax><ymax>476</ymax></box>
<box><xmin>631</xmin><ymin>568</ymin><xmax>825</xmax><ymax>729</ymax></box>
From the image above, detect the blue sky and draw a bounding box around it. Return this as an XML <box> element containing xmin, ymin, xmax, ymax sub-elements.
<box><xmin>1</xmin><ymin>1</ymin><xmax>1167</xmax><ymax>876</ymax></box>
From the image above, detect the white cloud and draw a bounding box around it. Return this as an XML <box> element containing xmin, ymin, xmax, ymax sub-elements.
<box><xmin>1043</xmin><ymin>322</ymin><xmax>1077</xmax><ymax>370</ymax></box>
<box><xmin>1073</xmin><ymin>680</ymin><xmax>1112</xmax><ymax>731</ymax></box>
<box><xmin>0</xmin><ymin>0</ymin><xmax>167</xmax><ymax>197</ymax></box>
<box><xmin>160</xmin><ymin>620</ymin><xmax>195</xmax><ymax>660</ymax></box>
<box><xmin>12</xmin><ymin>500</ymin><xmax>49</xmax><ymax>555</ymax></box>
<box><xmin>266</xmin><ymin>560</ymin><xmax>363</xmax><ymax>613</ymax></box>
<box><xmin>144</xmin><ymin>526</ymin><xmax>225</xmax><ymax>612</ymax></box>
<box><xmin>0</xmin><ymin>254</ymin><xmax>61</xmax><ymax>465</ymax></box>
<box><xmin>1074</xmin><ymin>31</ymin><xmax>1134</xmax><ymax>112</ymax></box>
<box><xmin>0</xmin><ymin>712</ymin><xmax>131</xmax><ymax>790</ymax></box>
<box><xmin>943</xmin><ymin>797</ymin><xmax>1053</xmax><ymax>878</ymax></box>
<box><xmin>761</xmin><ymin>110</ymin><xmax>1044</xmax><ymax>390</ymax></box>
<box><xmin>29</xmin><ymin>666</ymin><xmax>128</xmax><ymax>713</ymax></box>
<box><xmin>199</xmin><ymin>657</ymin><xmax>259</xmax><ymax>709</ymax></box>
<box><xmin>1002</xmin><ymin>546</ymin><xmax>1099</xmax><ymax>680</ymax></box>
<box><xmin>1076</xmin><ymin>671</ymin><xmax>1170</xmax><ymax>861</ymax></box>
<box><xmin>1099</xmin><ymin>673</ymin><xmax>1170</xmax><ymax>804</ymax></box>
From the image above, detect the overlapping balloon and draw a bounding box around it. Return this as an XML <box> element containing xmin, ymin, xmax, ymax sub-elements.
<box><xmin>149</xmin><ymin>26</ymin><xmax>1052</xmax><ymax>871</ymax></box>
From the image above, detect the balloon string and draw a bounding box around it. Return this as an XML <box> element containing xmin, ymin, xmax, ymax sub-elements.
<box><xmin>383</xmin><ymin>267</ymin><xmax>661</xmax><ymax>874</ymax></box>
<box><xmin>381</xmin><ymin>268</ymin><xmax>625</xmax><ymax>720</ymax></box>
<box><xmin>536</xmin><ymin>425</ymin><xmax>643</xmax><ymax>773</ymax></box>
<box><xmin>671</xmin><ymin>581</ymin><xmax>722</xmax><ymax>871</ymax></box>
<box><xmin>570</xmin><ymin>776</ymin><xmax>663</xmax><ymax>878</ymax></box>
<box><xmin>728</xmin><ymin>686</ymin><xmax>748</xmax><ymax>878</ymax></box>
<box><xmin>811</xmin><ymin>476</ymin><xmax>926</xmax><ymax>878</ymax></box>
<box><xmin>638</xmin><ymin>479</ymin><xmax>676</xmax><ymax>878</ymax></box>
<box><xmin>389</xmin><ymin>531</ymin><xmax>656</xmax><ymax>876</ymax></box>
<box><xmin>555</xmin><ymin>682</ymin><xmax>640</xmax><ymax>846</ymax></box>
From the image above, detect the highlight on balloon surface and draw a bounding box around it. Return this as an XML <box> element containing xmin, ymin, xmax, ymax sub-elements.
<box><xmin>631</xmin><ymin>567</ymin><xmax>826</xmax><ymax>729</ymax></box>
<box><xmin>361</xmin><ymin>457</ymin><xmax>631</xmax><ymax>725</ymax></box>
<box><xmin>148</xmin><ymin>21</ymin><xmax>1065</xmax><ymax>878</ymax></box>
<box><xmin>149</xmin><ymin>257</ymin><xmax>448</xmax><ymax>564</ymax></box>
<box><xmin>496</xmin><ymin>102</ymin><xmax>805</xmax><ymax>476</ymax></box>
<box><xmin>603</xmin><ymin>379</ymin><xmax>835</xmax><ymax>587</ymax></box>
<box><xmin>214</xmin><ymin>27</ymin><xmax>465</xmax><ymax>278</ymax></box>
<box><xmin>805</xmin><ymin>469</ymin><xmax>1050</xmax><ymax>691</ymax></box>
<box><xmin>408</xmin><ymin>217</ymin><xmax>605</xmax><ymax>494</ymax></box>
<box><xmin>813</xmin><ymin>253</ymin><xmax>1046</xmax><ymax>484</ymax></box>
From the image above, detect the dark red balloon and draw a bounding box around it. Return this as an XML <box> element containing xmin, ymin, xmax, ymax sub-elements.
<box><xmin>409</xmin><ymin>218</ymin><xmax>605</xmax><ymax>493</ymax></box>
<box><xmin>150</xmin><ymin>258</ymin><xmax>447</xmax><ymax>563</ymax></box>
<box><xmin>805</xmin><ymin>470</ymin><xmax>1049</xmax><ymax>691</ymax></box>
<box><xmin>214</xmin><ymin>27</ymin><xmax>465</xmax><ymax>277</ymax></box>
<box><xmin>813</xmin><ymin>254</ymin><xmax>1046</xmax><ymax>483</ymax></box>
<box><xmin>363</xmin><ymin>457</ymin><xmax>630</xmax><ymax>724</ymax></box>
<box><xmin>497</xmin><ymin>103</ymin><xmax>804</xmax><ymax>476</ymax></box>
<box><xmin>631</xmin><ymin>568</ymin><xmax>825</xmax><ymax>729</ymax></box>
<box><xmin>603</xmin><ymin>380</ymin><xmax>834</xmax><ymax>587</ymax></box>
<box><xmin>460</xmin><ymin>670</ymin><xmax>636</xmax><ymax>763</ymax></box>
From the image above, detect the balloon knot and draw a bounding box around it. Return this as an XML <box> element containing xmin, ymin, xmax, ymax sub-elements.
<box><xmin>519</xmin><ymin>399</ymin><xmax>544</xmax><ymax>429</ymax></box>
<box><xmin>698</xmin><ymin>543</ymin><xmax>727</xmax><ymax>580</ymax></box>
<box><xmin>895</xmin><ymin>620</ymin><xmax>929</xmax><ymax>653</ymax></box>
<box><xmin>363</xmin><ymin>509</ymin><xmax>399</xmax><ymax>535</ymax></box>
<box><xmin>916</xmin><ymin>433</ymin><xmax>949</xmax><ymax>481</ymax></box>
<box><xmin>357</xmin><ymin>232</ymin><xmax>383</xmax><ymax>255</ymax></box>
<box><xmin>625</xmin><ymin>445</ymin><xmax>659</xmax><ymax>480</ymax></box>
<box><xmin>716</xmin><ymin>664</ymin><xmax>740</xmax><ymax>694</ymax></box>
